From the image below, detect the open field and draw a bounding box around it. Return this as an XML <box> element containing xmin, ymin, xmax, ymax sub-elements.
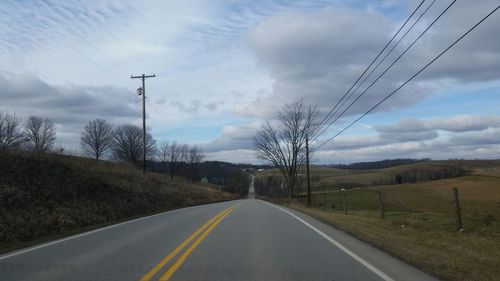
<box><xmin>257</xmin><ymin>159</ymin><xmax>500</xmax><ymax>190</ymax></box>
<box><xmin>0</xmin><ymin>151</ymin><xmax>236</xmax><ymax>253</ymax></box>
<box><xmin>264</xmin><ymin>160</ymin><xmax>500</xmax><ymax>280</ymax></box>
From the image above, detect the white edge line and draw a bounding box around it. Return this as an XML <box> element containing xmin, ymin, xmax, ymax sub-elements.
<box><xmin>0</xmin><ymin>201</ymin><xmax>233</xmax><ymax>261</ymax></box>
<box><xmin>260</xmin><ymin>200</ymin><xmax>395</xmax><ymax>281</ymax></box>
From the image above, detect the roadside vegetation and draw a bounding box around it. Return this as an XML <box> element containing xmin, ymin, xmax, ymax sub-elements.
<box><xmin>0</xmin><ymin>111</ymin><xmax>249</xmax><ymax>254</ymax></box>
<box><xmin>0</xmin><ymin>151</ymin><xmax>236</xmax><ymax>253</ymax></box>
<box><xmin>259</xmin><ymin>160</ymin><xmax>500</xmax><ymax>281</ymax></box>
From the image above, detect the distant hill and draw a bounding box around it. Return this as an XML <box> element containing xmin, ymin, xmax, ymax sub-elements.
<box><xmin>255</xmin><ymin>159</ymin><xmax>477</xmax><ymax>196</ymax></box>
<box><xmin>327</xmin><ymin>158</ymin><xmax>430</xmax><ymax>170</ymax></box>
<box><xmin>0</xmin><ymin>152</ymin><xmax>234</xmax><ymax>252</ymax></box>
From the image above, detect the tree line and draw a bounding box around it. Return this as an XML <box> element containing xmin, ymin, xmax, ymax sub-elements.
<box><xmin>329</xmin><ymin>158</ymin><xmax>430</xmax><ymax>170</ymax></box>
<box><xmin>0</xmin><ymin>112</ymin><xmax>204</xmax><ymax>181</ymax></box>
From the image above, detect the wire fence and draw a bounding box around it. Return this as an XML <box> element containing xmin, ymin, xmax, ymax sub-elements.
<box><xmin>294</xmin><ymin>184</ymin><xmax>499</xmax><ymax>232</ymax></box>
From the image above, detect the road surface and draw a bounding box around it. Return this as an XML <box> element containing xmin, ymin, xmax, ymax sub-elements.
<box><xmin>0</xmin><ymin>200</ymin><xmax>439</xmax><ymax>281</ymax></box>
<box><xmin>248</xmin><ymin>175</ymin><xmax>256</xmax><ymax>199</ymax></box>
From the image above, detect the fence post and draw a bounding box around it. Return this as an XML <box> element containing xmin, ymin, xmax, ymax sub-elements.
<box><xmin>453</xmin><ymin>187</ymin><xmax>463</xmax><ymax>231</ymax></box>
<box><xmin>322</xmin><ymin>184</ymin><xmax>326</xmax><ymax>211</ymax></box>
<box><xmin>377</xmin><ymin>191</ymin><xmax>385</xmax><ymax>219</ymax></box>
<box><xmin>342</xmin><ymin>192</ymin><xmax>347</xmax><ymax>214</ymax></box>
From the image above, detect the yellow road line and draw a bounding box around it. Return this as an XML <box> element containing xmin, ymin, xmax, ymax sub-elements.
<box><xmin>140</xmin><ymin>206</ymin><xmax>234</xmax><ymax>281</ymax></box>
<box><xmin>158</xmin><ymin>208</ymin><xmax>234</xmax><ymax>281</ymax></box>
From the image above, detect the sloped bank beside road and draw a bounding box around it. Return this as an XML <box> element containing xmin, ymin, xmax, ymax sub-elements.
<box><xmin>0</xmin><ymin>151</ymin><xmax>235</xmax><ymax>253</ymax></box>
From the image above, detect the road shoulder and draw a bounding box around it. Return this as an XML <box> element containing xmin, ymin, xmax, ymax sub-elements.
<box><xmin>262</xmin><ymin>200</ymin><xmax>440</xmax><ymax>281</ymax></box>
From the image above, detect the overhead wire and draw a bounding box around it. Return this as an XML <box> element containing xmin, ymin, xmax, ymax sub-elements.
<box><xmin>7</xmin><ymin>0</ymin><xmax>132</xmax><ymax>85</ymax></box>
<box><xmin>312</xmin><ymin>0</ymin><xmax>457</xmax><ymax>144</ymax></box>
<box><xmin>40</xmin><ymin>1</ymin><xmax>135</xmax><ymax>78</ymax></box>
<box><xmin>313</xmin><ymin>3</ymin><xmax>500</xmax><ymax>151</ymax></box>
<box><xmin>312</xmin><ymin>0</ymin><xmax>438</xmax><ymax>142</ymax></box>
<box><xmin>310</xmin><ymin>0</ymin><xmax>427</xmax><ymax>138</ymax></box>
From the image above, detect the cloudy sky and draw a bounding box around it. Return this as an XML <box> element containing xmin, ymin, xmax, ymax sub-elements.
<box><xmin>0</xmin><ymin>0</ymin><xmax>499</xmax><ymax>164</ymax></box>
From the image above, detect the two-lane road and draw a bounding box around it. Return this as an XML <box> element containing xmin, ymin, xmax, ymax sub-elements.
<box><xmin>0</xmin><ymin>200</ymin><xmax>439</xmax><ymax>281</ymax></box>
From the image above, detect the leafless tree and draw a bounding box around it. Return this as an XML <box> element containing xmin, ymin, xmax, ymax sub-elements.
<box><xmin>111</xmin><ymin>124</ymin><xmax>156</xmax><ymax>163</ymax></box>
<box><xmin>254</xmin><ymin>99</ymin><xmax>319</xmax><ymax>198</ymax></box>
<box><xmin>180</xmin><ymin>144</ymin><xmax>189</xmax><ymax>163</ymax></box>
<box><xmin>187</xmin><ymin>145</ymin><xmax>204</xmax><ymax>181</ymax></box>
<box><xmin>0</xmin><ymin>112</ymin><xmax>25</xmax><ymax>151</ymax></box>
<box><xmin>24</xmin><ymin>116</ymin><xmax>57</xmax><ymax>153</ymax></box>
<box><xmin>80</xmin><ymin>119</ymin><xmax>113</xmax><ymax>160</ymax></box>
<box><xmin>188</xmin><ymin>145</ymin><xmax>204</xmax><ymax>165</ymax></box>
<box><xmin>157</xmin><ymin>141</ymin><xmax>170</xmax><ymax>164</ymax></box>
<box><xmin>168</xmin><ymin>141</ymin><xmax>181</xmax><ymax>180</ymax></box>
<box><xmin>177</xmin><ymin>143</ymin><xmax>190</xmax><ymax>178</ymax></box>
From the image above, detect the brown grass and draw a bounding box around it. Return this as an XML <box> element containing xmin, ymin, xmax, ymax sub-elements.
<box><xmin>267</xmin><ymin>160</ymin><xmax>500</xmax><ymax>280</ymax></box>
<box><xmin>0</xmin><ymin>151</ymin><xmax>236</xmax><ymax>253</ymax></box>
<box><xmin>285</xmin><ymin>204</ymin><xmax>500</xmax><ymax>281</ymax></box>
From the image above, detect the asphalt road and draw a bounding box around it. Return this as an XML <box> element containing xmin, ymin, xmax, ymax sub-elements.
<box><xmin>0</xmin><ymin>199</ymin><xmax>439</xmax><ymax>281</ymax></box>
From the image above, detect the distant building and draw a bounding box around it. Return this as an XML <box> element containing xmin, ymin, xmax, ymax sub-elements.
<box><xmin>258</xmin><ymin>168</ymin><xmax>265</xmax><ymax>172</ymax></box>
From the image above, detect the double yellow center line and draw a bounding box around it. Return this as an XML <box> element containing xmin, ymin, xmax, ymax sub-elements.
<box><xmin>140</xmin><ymin>205</ymin><xmax>237</xmax><ymax>281</ymax></box>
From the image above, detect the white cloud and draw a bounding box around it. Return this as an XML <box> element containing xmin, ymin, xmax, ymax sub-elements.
<box><xmin>201</xmin><ymin>122</ymin><xmax>261</xmax><ymax>153</ymax></box>
<box><xmin>243</xmin><ymin>0</ymin><xmax>500</xmax><ymax>119</ymax></box>
<box><xmin>375</xmin><ymin>115</ymin><xmax>500</xmax><ymax>133</ymax></box>
<box><xmin>1</xmin><ymin>1</ymin><xmax>500</xmax><ymax>164</ymax></box>
<box><xmin>313</xmin><ymin>114</ymin><xmax>500</xmax><ymax>163</ymax></box>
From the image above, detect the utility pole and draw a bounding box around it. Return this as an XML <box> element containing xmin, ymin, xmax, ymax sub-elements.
<box><xmin>306</xmin><ymin>134</ymin><xmax>311</xmax><ymax>207</ymax></box>
<box><xmin>131</xmin><ymin>73</ymin><xmax>155</xmax><ymax>173</ymax></box>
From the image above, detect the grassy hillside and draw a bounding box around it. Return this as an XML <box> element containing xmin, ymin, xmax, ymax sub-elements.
<box><xmin>0</xmin><ymin>152</ymin><xmax>235</xmax><ymax>253</ymax></box>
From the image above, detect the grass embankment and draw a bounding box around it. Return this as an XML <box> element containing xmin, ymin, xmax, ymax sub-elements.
<box><xmin>279</xmin><ymin>165</ymin><xmax>500</xmax><ymax>281</ymax></box>
<box><xmin>0</xmin><ymin>152</ymin><xmax>235</xmax><ymax>253</ymax></box>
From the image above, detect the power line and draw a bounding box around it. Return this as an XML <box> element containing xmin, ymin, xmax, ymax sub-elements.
<box><xmin>311</xmin><ymin>0</ymin><xmax>426</xmax><ymax>137</ymax></box>
<box><xmin>313</xmin><ymin>3</ymin><xmax>500</xmax><ymax>151</ymax></box>
<box><xmin>312</xmin><ymin>0</ymin><xmax>456</xmax><ymax>143</ymax></box>
<box><xmin>313</xmin><ymin>0</ymin><xmax>438</xmax><ymax>141</ymax></box>
<box><xmin>40</xmin><ymin>2</ymin><xmax>135</xmax><ymax>77</ymax></box>
<box><xmin>98</xmin><ymin>21</ymin><xmax>136</xmax><ymax>59</ymax></box>
<box><xmin>7</xmin><ymin>0</ymin><xmax>131</xmax><ymax>85</ymax></box>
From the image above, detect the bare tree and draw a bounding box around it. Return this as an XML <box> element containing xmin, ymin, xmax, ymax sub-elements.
<box><xmin>178</xmin><ymin>143</ymin><xmax>190</xmax><ymax>177</ymax></box>
<box><xmin>111</xmin><ymin>124</ymin><xmax>156</xmax><ymax>163</ymax></box>
<box><xmin>80</xmin><ymin>119</ymin><xmax>113</xmax><ymax>160</ymax></box>
<box><xmin>187</xmin><ymin>145</ymin><xmax>204</xmax><ymax>181</ymax></box>
<box><xmin>157</xmin><ymin>141</ymin><xmax>185</xmax><ymax>180</ymax></box>
<box><xmin>180</xmin><ymin>144</ymin><xmax>189</xmax><ymax>163</ymax></box>
<box><xmin>24</xmin><ymin>116</ymin><xmax>57</xmax><ymax>153</ymax></box>
<box><xmin>0</xmin><ymin>112</ymin><xmax>25</xmax><ymax>151</ymax></box>
<box><xmin>254</xmin><ymin>99</ymin><xmax>319</xmax><ymax>198</ymax></box>
<box><xmin>157</xmin><ymin>141</ymin><xmax>170</xmax><ymax>164</ymax></box>
<box><xmin>169</xmin><ymin>141</ymin><xmax>181</xmax><ymax>180</ymax></box>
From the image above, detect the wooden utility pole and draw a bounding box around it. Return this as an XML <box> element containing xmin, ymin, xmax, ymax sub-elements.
<box><xmin>131</xmin><ymin>73</ymin><xmax>155</xmax><ymax>173</ymax></box>
<box><xmin>306</xmin><ymin>134</ymin><xmax>311</xmax><ymax>207</ymax></box>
